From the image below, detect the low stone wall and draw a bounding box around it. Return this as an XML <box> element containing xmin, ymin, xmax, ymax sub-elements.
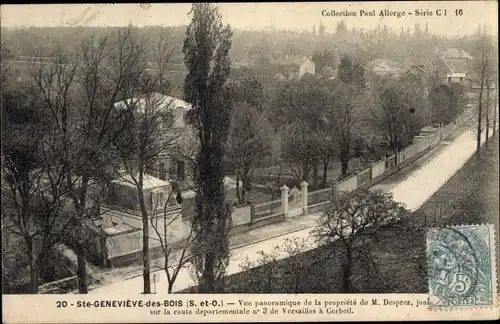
<box><xmin>308</xmin><ymin>201</ymin><xmax>329</xmax><ymax>214</ymax></box>
<box><xmin>337</xmin><ymin>174</ymin><xmax>358</xmax><ymax>193</ymax></box>
<box><xmin>254</xmin><ymin>199</ymin><xmax>281</xmax><ymax>214</ymax></box>
<box><xmin>39</xmin><ymin>276</ymin><xmax>78</xmax><ymax>294</ymax></box>
<box><xmin>232</xmin><ymin>205</ymin><xmax>251</xmax><ymax>226</ymax></box>
<box><xmin>252</xmin><ymin>213</ymin><xmax>285</xmax><ymax>229</ymax></box>
<box><xmin>403</xmin><ymin>142</ymin><xmax>420</xmax><ymax>161</ymax></box>
<box><xmin>108</xmin><ymin>243</ymin><xmax>169</xmax><ymax>268</ymax></box>
<box><xmin>442</xmin><ymin>123</ymin><xmax>455</xmax><ymax>139</ymax></box>
<box><xmin>106</xmin><ymin>229</ymin><xmax>143</xmax><ymax>260</ymax></box>
<box><xmin>288</xmin><ymin>207</ymin><xmax>304</xmax><ymax>218</ymax></box>
<box><xmin>230</xmin><ymin>221</ymin><xmax>252</xmax><ymax>235</ymax></box>
<box><xmin>371</xmin><ymin>160</ymin><xmax>386</xmax><ymax>179</ymax></box>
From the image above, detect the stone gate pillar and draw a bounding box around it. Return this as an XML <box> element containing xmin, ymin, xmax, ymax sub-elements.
<box><xmin>281</xmin><ymin>185</ymin><xmax>289</xmax><ymax>218</ymax></box>
<box><xmin>301</xmin><ymin>181</ymin><xmax>309</xmax><ymax>215</ymax></box>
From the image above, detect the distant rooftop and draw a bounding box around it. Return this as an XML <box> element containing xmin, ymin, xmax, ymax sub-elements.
<box><xmin>114</xmin><ymin>92</ymin><xmax>192</xmax><ymax>113</ymax></box>
<box><xmin>370</xmin><ymin>58</ymin><xmax>406</xmax><ymax>75</ymax></box>
<box><xmin>275</xmin><ymin>55</ymin><xmax>313</xmax><ymax>66</ymax></box>
<box><xmin>442</xmin><ymin>48</ymin><xmax>473</xmax><ymax>59</ymax></box>
<box><xmin>113</xmin><ymin>173</ymin><xmax>171</xmax><ymax>190</ymax></box>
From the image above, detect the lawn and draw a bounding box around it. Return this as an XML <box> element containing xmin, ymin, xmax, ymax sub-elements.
<box><xmin>196</xmin><ymin>133</ymin><xmax>500</xmax><ymax>293</ymax></box>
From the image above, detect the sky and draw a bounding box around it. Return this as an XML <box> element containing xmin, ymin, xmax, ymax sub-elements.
<box><xmin>1</xmin><ymin>2</ymin><xmax>498</xmax><ymax>37</ymax></box>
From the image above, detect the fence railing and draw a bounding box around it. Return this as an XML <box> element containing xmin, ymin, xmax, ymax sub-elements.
<box><xmin>307</xmin><ymin>187</ymin><xmax>332</xmax><ymax>206</ymax></box>
<box><xmin>254</xmin><ymin>199</ymin><xmax>282</xmax><ymax>214</ymax></box>
<box><xmin>289</xmin><ymin>191</ymin><xmax>302</xmax><ymax>209</ymax></box>
<box><xmin>357</xmin><ymin>168</ymin><xmax>371</xmax><ymax>187</ymax></box>
<box><xmin>386</xmin><ymin>154</ymin><xmax>397</xmax><ymax>168</ymax></box>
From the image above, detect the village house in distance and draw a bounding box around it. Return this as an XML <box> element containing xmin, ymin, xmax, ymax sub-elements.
<box><xmin>274</xmin><ymin>54</ymin><xmax>316</xmax><ymax>80</ymax></box>
<box><xmin>434</xmin><ymin>48</ymin><xmax>474</xmax><ymax>86</ymax></box>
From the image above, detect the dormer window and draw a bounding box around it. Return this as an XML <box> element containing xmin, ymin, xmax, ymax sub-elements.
<box><xmin>173</xmin><ymin>107</ymin><xmax>185</xmax><ymax>128</ymax></box>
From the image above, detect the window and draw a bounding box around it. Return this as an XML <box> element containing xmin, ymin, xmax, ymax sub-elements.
<box><xmin>448</xmin><ymin>77</ymin><xmax>451</xmax><ymax>83</ymax></box>
<box><xmin>460</xmin><ymin>77</ymin><xmax>464</xmax><ymax>82</ymax></box>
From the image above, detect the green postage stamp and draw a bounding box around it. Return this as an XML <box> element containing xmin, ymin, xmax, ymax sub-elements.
<box><xmin>426</xmin><ymin>224</ymin><xmax>497</xmax><ymax>309</ymax></box>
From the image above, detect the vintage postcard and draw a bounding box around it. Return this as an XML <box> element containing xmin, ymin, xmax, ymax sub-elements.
<box><xmin>1</xmin><ymin>1</ymin><xmax>499</xmax><ymax>323</ymax></box>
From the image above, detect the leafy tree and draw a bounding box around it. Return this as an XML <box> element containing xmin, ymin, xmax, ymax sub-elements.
<box><xmin>338</xmin><ymin>55</ymin><xmax>365</xmax><ymax>88</ymax></box>
<box><xmin>2</xmin><ymin>78</ymin><xmax>51</xmax><ymax>293</ymax></box>
<box><xmin>247</xmin><ymin>36</ymin><xmax>273</xmax><ymax>67</ymax></box>
<box><xmin>226</xmin><ymin>101</ymin><xmax>272</xmax><ymax>204</ymax></box>
<box><xmin>429</xmin><ymin>85</ymin><xmax>455</xmax><ymax>125</ymax></box>
<box><xmin>371</xmin><ymin>75</ymin><xmax>426</xmax><ymax>152</ymax></box>
<box><xmin>430</xmin><ymin>83</ymin><xmax>467</xmax><ymax>126</ymax></box>
<box><xmin>336</xmin><ymin>21</ymin><xmax>348</xmax><ymax>35</ymax></box>
<box><xmin>319</xmin><ymin>65</ymin><xmax>334</xmax><ymax>78</ymax></box>
<box><xmin>228</xmin><ymin>68</ymin><xmax>266</xmax><ymax>110</ymax></box>
<box><xmin>318</xmin><ymin>22</ymin><xmax>326</xmax><ymax>37</ymax></box>
<box><xmin>312</xmin><ymin>49</ymin><xmax>335</xmax><ymax>72</ymax></box>
<box><xmin>260</xmin><ymin>136</ymin><xmax>286</xmax><ymax>202</ymax></box>
<box><xmin>273</xmin><ymin>77</ymin><xmax>332</xmax><ymax>186</ymax></box>
<box><xmin>471</xmin><ymin>35</ymin><xmax>495</xmax><ymax>158</ymax></box>
<box><xmin>1</xmin><ymin>41</ymin><xmax>13</xmax><ymax>85</ymax></box>
<box><xmin>313</xmin><ymin>189</ymin><xmax>410</xmax><ymax>292</ymax></box>
<box><xmin>183</xmin><ymin>3</ymin><xmax>233</xmax><ymax>293</ymax></box>
<box><xmin>278</xmin><ymin>236</ymin><xmax>311</xmax><ymax>293</ymax></box>
<box><xmin>239</xmin><ymin>249</ymin><xmax>280</xmax><ymax>293</ymax></box>
<box><xmin>329</xmin><ymin>80</ymin><xmax>367</xmax><ymax>177</ymax></box>
<box><xmin>237</xmin><ymin>236</ymin><xmax>312</xmax><ymax>293</ymax></box>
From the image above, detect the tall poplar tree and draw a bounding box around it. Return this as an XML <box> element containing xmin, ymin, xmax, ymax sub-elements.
<box><xmin>182</xmin><ymin>3</ymin><xmax>233</xmax><ymax>293</ymax></box>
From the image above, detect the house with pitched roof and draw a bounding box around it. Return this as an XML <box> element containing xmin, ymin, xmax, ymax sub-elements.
<box><xmin>433</xmin><ymin>48</ymin><xmax>473</xmax><ymax>86</ymax></box>
<box><xmin>370</xmin><ymin>59</ymin><xmax>406</xmax><ymax>77</ymax></box>
<box><xmin>114</xmin><ymin>92</ymin><xmax>196</xmax><ymax>183</ymax></box>
<box><xmin>274</xmin><ymin>55</ymin><xmax>315</xmax><ymax>80</ymax></box>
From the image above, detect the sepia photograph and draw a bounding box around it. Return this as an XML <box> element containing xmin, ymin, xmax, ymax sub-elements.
<box><xmin>1</xmin><ymin>1</ymin><xmax>499</xmax><ymax>322</ymax></box>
